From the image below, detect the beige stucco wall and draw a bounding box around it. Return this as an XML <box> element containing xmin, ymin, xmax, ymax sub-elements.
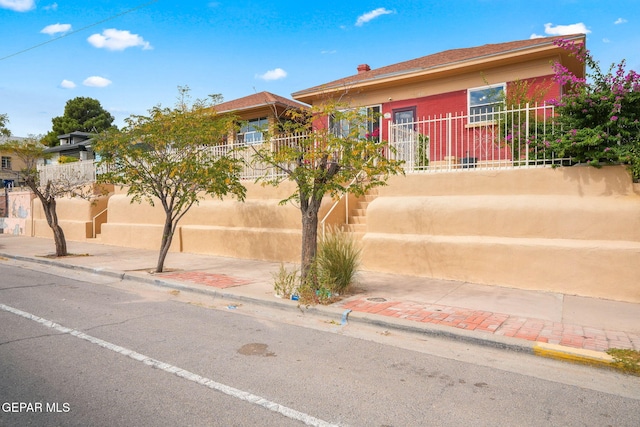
<box><xmin>29</xmin><ymin>194</ymin><xmax>109</xmax><ymax>241</ymax></box>
<box><xmin>362</xmin><ymin>166</ymin><xmax>640</xmax><ymax>303</ymax></box>
<box><xmin>27</xmin><ymin>165</ymin><xmax>640</xmax><ymax>303</ymax></box>
<box><xmin>99</xmin><ymin>181</ymin><xmax>344</xmax><ymax>263</ymax></box>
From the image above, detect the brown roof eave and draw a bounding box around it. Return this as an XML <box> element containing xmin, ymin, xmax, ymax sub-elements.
<box><xmin>215</xmin><ymin>101</ymin><xmax>302</xmax><ymax>115</ymax></box>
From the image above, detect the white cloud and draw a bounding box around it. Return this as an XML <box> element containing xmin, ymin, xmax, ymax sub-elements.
<box><xmin>0</xmin><ymin>0</ymin><xmax>34</xmax><ymax>12</ymax></box>
<box><xmin>87</xmin><ymin>28</ymin><xmax>152</xmax><ymax>51</ymax></box>
<box><xmin>355</xmin><ymin>8</ymin><xmax>394</xmax><ymax>26</ymax></box>
<box><xmin>614</xmin><ymin>18</ymin><xmax>627</xmax><ymax>25</ymax></box>
<box><xmin>41</xmin><ymin>23</ymin><xmax>71</xmax><ymax>35</ymax></box>
<box><xmin>542</xmin><ymin>22</ymin><xmax>591</xmax><ymax>36</ymax></box>
<box><xmin>60</xmin><ymin>80</ymin><xmax>76</xmax><ymax>89</ymax></box>
<box><xmin>256</xmin><ymin>68</ymin><xmax>287</xmax><ymax>81</ymax></box>
<box><xmin>43</xmin><ymin>2</ymin><xmax>58</xmax><ymax>11</ymax></box>
<box><xmin>603</xmin><ymin>38</ymin><xmax>611</xmax><ymax>43</ymax></box>
<box><xmin>83</xmin><ymin>76</ymin><xmax>112</xmax><ymax>87</ymax></box>
<box><xmin>529</xmin><ymin>33</ymin><xmax>545</xmax><ymax>39</ymax></box>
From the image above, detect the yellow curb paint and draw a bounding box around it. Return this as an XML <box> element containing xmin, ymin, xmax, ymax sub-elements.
<box><xmin>533</xmin><ymin>342</ymin><xmax>615</xmax><ymax>369</ymax></box>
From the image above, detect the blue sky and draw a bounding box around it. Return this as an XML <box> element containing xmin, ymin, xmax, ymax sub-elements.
<box><xmin>1</xmin><ymin>0</ymin><xmax>638</xmax><ymax>137</ymax></box>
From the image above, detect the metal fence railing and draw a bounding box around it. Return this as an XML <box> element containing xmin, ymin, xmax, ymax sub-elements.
<box><xmin>388</xmin><ymin>103</ymin><xmax>566</xmax><ymax>172</ymax></box>
<box><xmin>37</xmin><ymin>104</ymin><xmax>568</xmax><ymax>183</ymax></box>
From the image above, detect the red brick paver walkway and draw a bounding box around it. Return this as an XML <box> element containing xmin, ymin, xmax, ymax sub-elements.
<box><xmin>341</xmin><ymin>298</ymin><xmax>640</xmax><ymax>352</ymax></box>
<box><xmin>159</xmin><ymin>272</ymin><xmax>252</xmax><ymax>289</ymax></box>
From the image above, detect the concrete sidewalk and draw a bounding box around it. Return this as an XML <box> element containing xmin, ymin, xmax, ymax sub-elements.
<box><xmin>1</xmin><ymin>235</ymin><xmax>638</xmax><ymax>370</ymax></box>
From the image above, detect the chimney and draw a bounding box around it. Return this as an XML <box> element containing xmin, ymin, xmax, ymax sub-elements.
<box><xmin>357</xmin><ymin>64</ymin><xmax>371</xmax><ymax>74</ymax></box>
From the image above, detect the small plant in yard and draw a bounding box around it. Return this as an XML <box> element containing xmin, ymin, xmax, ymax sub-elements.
<box><xmin>272</xmin><ymin>263</ymin><xmax>299</xmax><ymax>299</ymax></box>
<box><xmin>415</xmin><ymin>134</ymin><xmax>430</xmax><ymax>169</ymax></box>
<box><xmin>315</xmin><ymin>228</ymin><xmax>361</xmax><ymax>296</ymax></box>
<box><xmin>606</xmin><ymin>348</ymin><xmax>640</xmax><ymax>376</ymax></box>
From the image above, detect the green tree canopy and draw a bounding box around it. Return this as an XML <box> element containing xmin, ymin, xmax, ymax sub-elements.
<box><xmin>94</xmin><ymin>87</ymin><xmax>246</xmax><ymax>273</ymax></box>
<box><xmin>43</xmin><ymin>97</ymin><xmax>116</xmax><ymax>147</ymax></box>
<box><xmin>0</xmin><ymin>113</ymin><xmax>10</xmax><ymax>137</ymax></box>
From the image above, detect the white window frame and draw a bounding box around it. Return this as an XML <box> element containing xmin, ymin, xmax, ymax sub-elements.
<box><xmin>329</xmin><ymin>105</ymin><xmax>382</xmax><ymax>139</ymax></box>
<box><xmin>1</xmin><ymin>156</ymin><xmax>11</xmax><ymax>170</ymax></box>
<box><xmin>238</xmin><ymin>117</ymin><xmax>268</xmax><ymax>145</ymax></box>
<box><xmin>468</xmin><ymin>83</ymin><xmax>506</xmax><ymax>124</ymax></box>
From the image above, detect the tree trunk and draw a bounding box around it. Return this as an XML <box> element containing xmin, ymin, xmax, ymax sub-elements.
<box><xmin>41</xmin><ymin>197</ymin><xmax>67</xmax><ymax>257</ymax></box>
<box><xmin>300</xmin><ymin>195</ymin><xmax>321</xmax><ymax>285</ymax></box>
<box><xmin>155</xmin><ymin>213</ymin><xmax>175</xmax><ymax>273</ymax></box>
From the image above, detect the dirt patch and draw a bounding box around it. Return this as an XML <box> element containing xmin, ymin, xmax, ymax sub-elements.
<box><xmin>237</xmin><ymin>343</ymin><xmax>276</xmax><ymax>357</ymax></box>
<box><xmin>37</xmin><ymin>253</ymin><xmax>91</xmax><ymax>259</ymax></box>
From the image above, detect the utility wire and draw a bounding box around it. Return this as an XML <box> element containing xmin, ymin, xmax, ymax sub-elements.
<box><xmin>0</xmin><ymin>0</ymin><xmax>159</xmax><ymax>62</ymax></box>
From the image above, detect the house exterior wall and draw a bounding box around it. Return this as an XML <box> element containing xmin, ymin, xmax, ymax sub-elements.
<box><xmin>339</xmin><ymin>56</ymin><xmax>562</xmax><ymax>144</ymax></box>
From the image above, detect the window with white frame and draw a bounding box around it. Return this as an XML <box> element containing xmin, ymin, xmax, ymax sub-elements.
<box><xmin>238</xmin><ymin>117</ymin><xmax>268</xmax><ymax>144</ymax></box>
<box><xmin>329</xmin><ymin>105</ymin><xmax>381</xmax><ymax>140</ymax></box>
<box><xmin>468</xmin><ymin>83</ymin><xmax>505</xmax><ymax>123</ymax></box>
<box><xmin>1</xmin><ymin>156</ymin><xmax>11</xmax><ymax>170</ymax></box>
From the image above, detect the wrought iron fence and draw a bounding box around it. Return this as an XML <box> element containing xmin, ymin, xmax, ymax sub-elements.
<box><xmin>387</xmin><ymin>103</ymin><xmax>567</xmax><ymax>172</ymax></box>
<box><xmin>36</xmin><ymin>104</ymin><xmax>569</xmax><ymax>183</ymax></box>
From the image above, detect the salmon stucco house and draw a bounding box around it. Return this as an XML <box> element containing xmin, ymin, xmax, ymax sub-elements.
<box><xmin>292</xmin><ymin>34</ymin><xmax>585</xmax><ymax>169</ymax></box>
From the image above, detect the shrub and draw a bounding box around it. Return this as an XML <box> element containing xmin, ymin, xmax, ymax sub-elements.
<box><xmin>606</xmin><ymin>348</ymin><xmax>640</xmax><ymax>376</ymax></box>
<box><xmin>272</xmin><ymin>263</ymin><xmax>299</xmax><ymax>299</ymax></box>
<box><xmin>58</xmin><ymin>155</ymin><xmax>80</xmax><ymax>163</ymax></box>
<box><xmin>315</xmin><ymin>228</ymin><xmax>361</xmax><ymax>295</ymax></box>
<box><xmin>550</xmin><ymin>38</ymin><xmax>640</xmax><ymax>180</ymax></box>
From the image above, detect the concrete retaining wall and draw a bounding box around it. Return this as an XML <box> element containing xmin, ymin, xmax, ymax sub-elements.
<box><xmin>28</xmin><ymin>165</ymin><xmax>640</xmax><ymax>302</ymax></box>
<box><xmin>361</xmin><ymin>166</ymin><xmax>640</xmax><ymax>302</ymax></box>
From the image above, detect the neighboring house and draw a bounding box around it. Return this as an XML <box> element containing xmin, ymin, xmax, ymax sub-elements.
<box><xmin>0</xmin><ymin>135</ymin><xmax>28</xmax><ymax>188</ymax></box>
<box><xmin>213</xmin><ymin>91</ymin><xmax>309</xmax><ymax>145</ymax></box>
<box><xmin>43</xmin><ymin>131</ymin><xmax>95</xmax><ymax>164</ymax></box>
<box><xmin>292</xmin><ymin>34</ymin><xmax>586</xmax><ymax>167</ymax></box>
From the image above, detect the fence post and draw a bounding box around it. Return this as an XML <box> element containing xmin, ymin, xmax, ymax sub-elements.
<box><xmin>525</xmin><ymin>103</ymin><xmax>530</xmax><ymax>166</ymax></box>
<box><xmin>446</xmin><ymin>113</ymin><xmax>452</xmax><ymax>170</ymax></box>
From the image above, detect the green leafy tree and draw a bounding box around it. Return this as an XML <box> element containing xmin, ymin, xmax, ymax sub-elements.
<box><xmin>94</xmin><ymin>87</ymin><xmax>246</xmax><ymax>273</ymax></box>
<box><xmin>0</xmin><ymin>137</ymin><xmax>96</xmax><ymax>256</ymax></box>
<box><xmin>549</xmin><ymin>39</ymin><xmax>640</xmax><ymax>180</ymax></box>
<box><xmin>249</xmin><ymin>100</ymin><xmax>404</xmax><ymax>283</ymax></box>
<box><xmin>0</xmin><ymin>113</ymin><xmax>10</xmax><ymax>137</ymax></box>
<box><xmin>43</xmin><ymin>97</ymin><xmax>116</xmax><ymax>147</ymax></box>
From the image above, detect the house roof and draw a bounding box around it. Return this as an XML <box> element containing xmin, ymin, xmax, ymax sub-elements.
<box><xmin>44</xmin><ymin>139</ymin><xmax>93</xmax><ymax>153</ymax></box>
<box><xmin>292</xmin><ymin>34</ymin><xmax>586</xmax><ymax>102</ymax></box>
<box><xmin>214</xmin><ymin>91</ymin><xmax>308</xmax><ymax>114</ymax></box>
<box><xmin>57</xmin><ymin>131</ymin><xmax>94</xmax><ymax>139</ymax></box>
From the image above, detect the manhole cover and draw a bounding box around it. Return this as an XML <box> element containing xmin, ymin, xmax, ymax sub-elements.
<box><xmin>366</xmin><ymin>297</ymin><xmax>387</xmax><ymax>302</ymax></box>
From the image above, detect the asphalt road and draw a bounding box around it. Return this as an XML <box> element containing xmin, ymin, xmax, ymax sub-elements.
<box><xmin>1</xmin><ymin>259</ymin><xmax>639</xmax><ymax>427</ymax></box>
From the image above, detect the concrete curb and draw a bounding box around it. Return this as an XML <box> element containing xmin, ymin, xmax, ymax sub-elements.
<box><xmin>533</xmin><ymin>342</ymin><xmax>616</xmax><ymax>368</ymax></box>
<box><xmin>0</xmin><ymin>251</ymin><xmax>624</xmax><ymax>373</ymax></box>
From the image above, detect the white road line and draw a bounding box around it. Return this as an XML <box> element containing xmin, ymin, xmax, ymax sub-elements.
<box><xmin>0</xmin><ymin>303</ymin><xmax>340</xmax><ymax>427</ymax></box>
